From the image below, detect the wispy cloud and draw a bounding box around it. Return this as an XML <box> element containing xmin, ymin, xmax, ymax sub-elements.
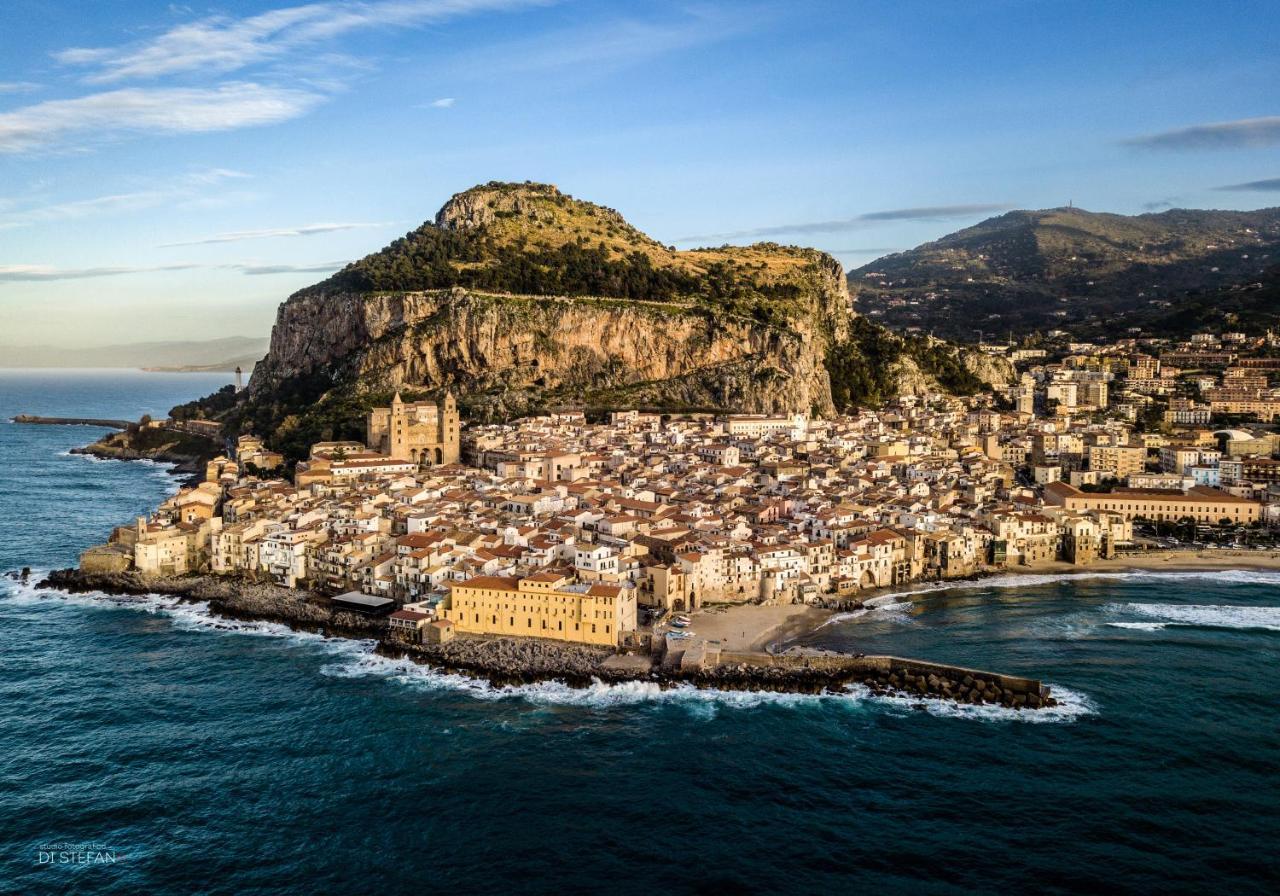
<box><xmin>0</xmin><ymin>81</ymin><xmax>40</xmax><ymax>94</ymax></box>
<box><xmin>0</xmin><ymin>260</ymin><xmax>345</xmax><ymax>281</ymax></box>
<box><xmin>0</xmin><ymin>169</ymin><xmax>251</xmax><ymax>229</ymax></box>
<box><xmin>1141</xmin><ymin>198</ymin><xmax>1180</xmax><ymax>210</ymax></box>
<box><xmin>0</xmin><ymin>263</ymin><xmax>203</xmax><ymax>282</ymax></box>
<box><xmin>678</xmin><ymin>204</ymin><xmax>1008</xmax><ymax>242</ymax></box>
<box><xmin>0</xmin><ymin>83</ymin><xmax>323</xmax><ymax>154</ymax></box>
<box><xmin>1214</xmin><ymin>177</ymin><xmax>1280</xmax><ymax>192</ymax></box>
<box><xmin>1123</xmin><ymin>116</ymin><xmax>1280</xmax><ymax>151</ymax></box>
<box><xmin>236</xmin><ymin>261</ymin><xmax>345</xmax><ymax>275</ymax></box>
<box><xmin>442</xmin><ymin>8</ymin><xmax>748</xmax><ymax>80</ymax></box>
<box><xmin>428</xmin><ymin>97</ymin><xmax>455</xmax><ymax>108</ymax></box>
<box><xmin>160</xmin><ymin>222</ymin><xmax>388</xmax><ymax>247</ymax></box>
<box><xmin>55</xmin><ymin>0</ymin><xmax>549</xmax><ymax>84</ymax></box>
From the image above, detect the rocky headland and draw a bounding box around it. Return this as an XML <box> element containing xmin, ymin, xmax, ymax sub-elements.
<box><xmin>172</xmin><ymin>181</ymin><xmax>1011</xmax><ymax>460</ymax></box>
<box><xmin>69</xmin><ymin>426</ymin><xmax>221</xmax><ymax>480</ymax></box>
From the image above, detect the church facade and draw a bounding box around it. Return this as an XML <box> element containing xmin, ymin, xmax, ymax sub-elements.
<box><xmin>366</xmin><ymin>392</ymin><xmax>460</xmax><ymax>466</ymax></box>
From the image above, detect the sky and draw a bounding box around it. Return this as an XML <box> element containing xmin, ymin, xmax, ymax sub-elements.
<box><xmin>1</xmin><ymin>0</ymin><xmax>1278</xmax><ymax>348</ymax></box>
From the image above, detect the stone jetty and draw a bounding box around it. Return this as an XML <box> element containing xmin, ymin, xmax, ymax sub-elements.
<box><xmin>12</xmin><ymin>414</ymin><xmax>133</xmax><ymax>428</ymax></box>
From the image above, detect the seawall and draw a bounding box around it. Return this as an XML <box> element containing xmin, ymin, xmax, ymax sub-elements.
<box><xmin>32</xmin><ymin>569</ymin><xmax>1056</xmax><ymax>709</ymax></box>
<box><xmin>12</xmin><ymin>414</ymin><xmax>133</xmax><ymax>428</ymax></box>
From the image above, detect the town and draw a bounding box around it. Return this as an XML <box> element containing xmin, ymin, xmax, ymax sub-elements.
<box><xmin>79</xmin><ymin>327</ymin><xmax>1280</xmax><ymax>652</ymax></box>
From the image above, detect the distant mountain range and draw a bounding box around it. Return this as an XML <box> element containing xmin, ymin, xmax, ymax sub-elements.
<box><xmin>850</xmin><ymin>206</ymin><xmax>1280</xmax><ymax>340</ymax></box>
<box><xmin>0</xmin><ymin>336</ymin><xmax>268</xmax><ymax>371</ymax></box>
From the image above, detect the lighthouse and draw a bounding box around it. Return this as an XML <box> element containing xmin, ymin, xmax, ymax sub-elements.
<box><xmin>235</xmin><ymin>366</ymin><xmax>243</xmax><ymax>391</ymax></box>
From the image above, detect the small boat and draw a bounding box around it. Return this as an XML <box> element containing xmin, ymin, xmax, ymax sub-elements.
<box><xmin>673</xmin><ymin>615</ymin><xmax>692</xmax><ymax>625</ymax></box>
<box><xmin>667</xmin><ymin>630</ymin><xmax>693</xmax><ymax>640</ymax></box>
<box><xmin>671</xmin><ymin>618</ymin><xmax>690</xmax><ymax>628</ymax></box>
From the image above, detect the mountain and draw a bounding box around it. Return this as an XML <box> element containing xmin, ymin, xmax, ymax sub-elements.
<box><xmin>850</xmin><ymin>206</ymin><xmax>1280</xmax><ymax>340</ymax></box>
<box><xmin>182</xmin><ymin>182</ymin><xmax>1009</xmax><ymax>460</ymax></box>
<box><xmin>0</xmin><ymin>336</ymin><xmax>267</xmax><ymax>370</ymax></box>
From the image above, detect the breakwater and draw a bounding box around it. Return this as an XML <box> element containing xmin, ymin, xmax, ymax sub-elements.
<box><xmin>34</xmin><ymin>569</ymin><xmax>1055</xmax><ymax>709</ymax></box>
<box><xmin>11</xmin><ymin>414</ymin><xmax>133</xmax><ymax>428</ymax></box>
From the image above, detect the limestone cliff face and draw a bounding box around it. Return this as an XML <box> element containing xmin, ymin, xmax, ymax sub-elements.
<box><xmin>232</xmin><ymin>181</ymin><xmax>1003</xmax><ymax>451</ymax></box>
<box><xmin>252</xmin><ymin>288</ymin><xmax>839</xmax><ymax>417</ymax></box>
<box><xmin>960</xmin><ymin>351</ymin><xmax>1016</xmax><ymax>389</ymax></box>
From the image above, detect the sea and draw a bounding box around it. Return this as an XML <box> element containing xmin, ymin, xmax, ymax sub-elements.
<box><xmin>1</xmin><ymin>369</ymin><xmax>1277</xmax><ymax>895</ymax></box>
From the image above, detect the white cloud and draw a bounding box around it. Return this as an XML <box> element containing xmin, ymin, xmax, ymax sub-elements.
<box><xmin>0</xmin><ymin>263</ymin><xmax>203</xmax><ymax>281</ymax></box>
<box><xmin>55</xmin><ymin>0</ymin><xmax>549</xmax><ymax>84</ymax></box>
<box><xmin>429</xmin><ymin>97</ymin><xmax>455</xmax><ymax>108</ymax></box>
<box><xmin>0</xmin><ymin>260</ymin><xmax>346</xmax><ymax>281</ymax></box>
<box><xmin>440</xmin><ymin>9</ymin><xmax>753</xmax><ymax>81</ymax></box>
<box><xmin>0</xmin><ymin>83</ymin><xmax>323</xmax><ymax>154</ymax></box>
<box><xmin>0</xmin><ymin>169</ymin><xmax>252</xmax><ymax>229</ymax></box>
<box><xmin>0</xmin><ymin>81</ymin><xmax>40</xmax><ymax>94</ymax></box>
<box><xmin>160</xmin><ymin>222</ymin><xmax>388</xmax><ymax>246</ymax></box>
<box><xmin>235</xmin><ymin>261</ymin><xmax>345</xmax><ymax>275</ymax></box>
<box><xmin>678</xmin><ymin>204</ymin><xmax>1010</xmax><ymax>242</ymax></box>
<box><xmin>1124</xmin><ymin>116</ymin><xmax>1280</xmax><ymax>150</ymax></box>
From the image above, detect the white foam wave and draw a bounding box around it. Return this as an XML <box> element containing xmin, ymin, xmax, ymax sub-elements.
<box><xmin>58</xmin><ymin>447</ymin><xmax>181</xmax><ymax>487</ymax></box>
<box><xmin>1107</xmin><ymin>602</ymin><xmax>1280</xmax><ymax>632</ymax></box>
<box><xmin>3</xmin><ymin>581</ymin><xmax>1093</xmax><ymax>722</ymax></box>
<box><xmin>837</xmin><ymin>568</ymin><xmax>1280</xmax><ymax>610</ymax></box>
<box><xmin>316</xmin><ymin>646</ymin><xmax>1093</xmax><ymax>722</ymax></box>
<box><xmin>1106</xmin><ymin>621</ymin><xmax>1168</xmax><ymax>631</ymax></box>
<box><xmin>853</xmin><ymin>683</ymin><xmax>1096</xmax><ymax>724</ymax></box>
<box><xmin>814</xmin><ymin>601</ymin><xmax>912</xmax><ymax>630</ymax></box>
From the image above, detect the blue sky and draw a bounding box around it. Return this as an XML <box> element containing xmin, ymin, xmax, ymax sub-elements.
<box><xmin>2</xmin><ymin>0</ymin><xmax>1278</xmax><ymax>347</ymax></box>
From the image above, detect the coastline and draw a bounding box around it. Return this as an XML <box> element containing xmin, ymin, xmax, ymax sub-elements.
<box><xmin>26</xmin><ymin>569</ymin><xmax>1059</xmax><ymax>709</ymax></box>
<box><xmin>835</xmin><ymin>549</ymin><xmax>1280</xmax><ymax>605</ymax></box>
<box><xmin>687</xmin><ymin>549</ymin><xmax>1280</xmax><ymax>655</ymax></box>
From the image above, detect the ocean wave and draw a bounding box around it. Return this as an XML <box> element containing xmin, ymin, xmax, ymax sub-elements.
<box><xmin>814</xmin><ymin>600</ymin><xmax>912</xmax><ymax>630</ymax></box>
<box><xmin>59</xmin><ymin>448</ymin><xmax>180</xmax><ymax>479</ymax></box>
<box><xmin>844</xmin><ymin>568</ymin><xmax>1280</xmax><ymax>608</ymax></box>
<box><xmin>318</xmin><ymin>647</ymin><xmax>1093</xmax><ymax>721</ymax></box>
<box><xmin>1106</xmin><ymin>602</ymin><xmax>1280</xmax><ymax>632</ymax></box>
<box><xmin>3</xmin><ymin>581</ymin><xmax>1092</xmax><ymax>723</ymax></box>
<box><xmin>850</xmin><ymin>682</ymin><xmax>1096</xmax><ymax>724</ymax></box>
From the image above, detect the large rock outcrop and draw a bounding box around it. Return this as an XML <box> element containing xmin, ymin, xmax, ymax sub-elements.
<box><xmin>217</xmin><ymin>182</ymin><xmax>1003</xmax><ymax>456</ymax></box>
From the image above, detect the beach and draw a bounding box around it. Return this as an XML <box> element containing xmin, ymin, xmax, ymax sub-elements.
<box><xmin>688</xmin><ymin>548</ymin><xmax>1280</xmax><ymax>650</ymax></box>
<box><xmin>681</xmin><ymin>603</ymin><xmax>832</xmax><ymax>652</ymax></box>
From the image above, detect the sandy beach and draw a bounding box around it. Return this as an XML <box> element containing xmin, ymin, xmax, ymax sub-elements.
<box><xmin>1089</xmin><ymin>549</ymin><xmax>1280</xmax><ymax>573</ymax></box>
<box><xmin>683</xmin><ymin>603</ymin><xmax>832</xmax><ymax>652</ymax></box>
<box><xmin>690</xmin><ymin>548</ymin><xmax>1280</xmax><ymax>650</ymax></box>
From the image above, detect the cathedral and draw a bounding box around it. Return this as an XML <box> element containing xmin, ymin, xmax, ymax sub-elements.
<box><xmin>366</xmin><ymin>391</ymin><xmax>460</xmax><ymax>466</ymax></box>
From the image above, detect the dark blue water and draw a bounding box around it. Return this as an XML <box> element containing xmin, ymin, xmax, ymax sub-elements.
<box><xmin>2</xmin><ymin>371</ymin><xmax>1278</xmax><ymax>895</ymax></box>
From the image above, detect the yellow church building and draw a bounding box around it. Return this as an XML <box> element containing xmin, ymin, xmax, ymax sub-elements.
<box><xmin>366</xmin><ymin>391</ymin><xmax>460</xmax><ymax>466</ymax></box>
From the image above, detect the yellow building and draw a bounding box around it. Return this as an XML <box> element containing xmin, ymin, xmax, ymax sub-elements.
<box><xmin>443</xmin><ymin>572</ymin><xmax>637</xmax><ymax>647</ymax></box>
<box><xmin>1086</xmin><ymin>445</ymin><xmax>1147</xmax><ymax>480</ymax></box>
<box><xmin>367</xmin><ymin>391</ymin><xmax>460</xmax><ymax>466</ymax></box>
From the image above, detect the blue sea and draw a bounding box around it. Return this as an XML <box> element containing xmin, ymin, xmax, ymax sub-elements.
<box><xmin>1</xmin><ymin>370</ymin><xmax>1278</xmax><ymax>895</ymax></box>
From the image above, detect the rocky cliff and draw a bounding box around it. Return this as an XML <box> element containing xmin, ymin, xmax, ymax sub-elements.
<box><xmin>252</xmin><ymin>289</ymin><xmax>838</xmax><ymax>419</ymax></box>
<box><xmin>212</xmin><ymin>182</ymin><xmax>1002</xmax><ymax>457</ymax></box>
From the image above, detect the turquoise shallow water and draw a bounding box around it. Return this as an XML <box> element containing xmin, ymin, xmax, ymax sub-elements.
<box><xmin>2</xmin><ymin>371</ymin><xmax>1278</xmax><ymax>895</ymax></box>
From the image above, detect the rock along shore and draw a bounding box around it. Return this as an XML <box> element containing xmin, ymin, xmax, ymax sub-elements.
<box><xmin>33</xmin><ymin>569</ymin><xmax>1056</xmax><ymax>710</ymax></box>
